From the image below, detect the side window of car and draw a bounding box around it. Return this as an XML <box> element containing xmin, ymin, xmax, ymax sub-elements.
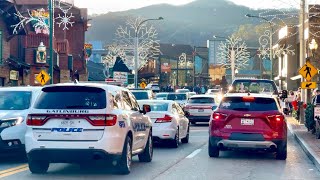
<box><xmin>110</xmin><ymin>91</ymin><xmax>122</xmax><ymax>109</ymax></box>
<box><xmin>128</xmin><ymin>92</ymin><xmax>140</xmax><ymax>111</ymax></box>
<box><xmin>122</xmin><ymin>91</ymin><xmax>133</xmax><ymax>111</ymax></box>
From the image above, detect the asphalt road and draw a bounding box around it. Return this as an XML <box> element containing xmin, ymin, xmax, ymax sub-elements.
<box><xmin>0</xmin><ymin>124</ymin><xmax>320</xmax><ymax>180</ymax></box>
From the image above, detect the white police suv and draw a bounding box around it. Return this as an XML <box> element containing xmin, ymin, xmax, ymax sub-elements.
<box><xmin>0</xmin><ymin>86</ymin><xmax>41</xmax><ymax>154</ymax></box>
<box><xmin>25</xmin><ymin>82</ymin><xmax>153</xmax><ymax>174</ymax></box>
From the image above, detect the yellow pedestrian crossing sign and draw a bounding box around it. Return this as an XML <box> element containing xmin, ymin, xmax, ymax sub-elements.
<box><xmin>140</xmin><ymin>81</ymin><xmax>147</xmax><ymax>89</ymax></box>
<box><xmin>299</xmin><ymin>61</ymin><xmax>318</xmax><ymax>81</ymax></box>
<box><xmin>301</xmin><ymin>82</ymin><xmax>317</xmax><ymax>89</ymax></box>
<box><xmin>35</xmin><ymin>70</ymin><xmax>51</xmax><ymax>86</ymax></box>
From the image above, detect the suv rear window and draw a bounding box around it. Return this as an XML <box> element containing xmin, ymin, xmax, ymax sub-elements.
<box><xmin>34</xmin><ymin>86</ymin><xmax>106</xmax><ymax>109</ymax></box>
<box><xmin>131</xmin><ymin>91</ymin><xmax>149</xmax><ymax>100</ymax></box>
<box><xmin>189</xmin><ymin>97</ymin><xmax>215</xmax><ymax>104</ymax></box>
<box><xmin>230</xmin><ymin>80</ymin><xmax>278</xmax><ymax>95</ymax></box>
<box><xmin>167</xmin><ymin>94</ymin><xmax>187</xmax><ymax>100</ymax></box>
<box><xmin>220</xmin><ymin>97</ymin><xmax>278</xmax><ymax>111</ymax></box>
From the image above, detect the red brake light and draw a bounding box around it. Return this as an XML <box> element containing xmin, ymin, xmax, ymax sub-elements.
<box><xmin>212</xmin><ymin>112</ymin><xmax>227</xmax><ymax>121</ymax></box>
<box><xmin>267</xmin><ymin>115</ymin><xmax>284</xmax><ymax>129</ymax></box>
<box><xmin>155</xmin><ymin>115</ymin><xmax>172</xmax><ymax>123</ymax></box>
<box><xmin>88</xmin><ymin>114</ymin><xmax>117</xmax><ymax>126</ymax></box>
<box><xmin>242</xmin><ymin>96</ymin><xmax>255</xmax><ymax>102</ymax></box>
<box><xmin>26</xmin><ymin>115</ymin><xmax>47</xmax><ymax>126</ymax></box>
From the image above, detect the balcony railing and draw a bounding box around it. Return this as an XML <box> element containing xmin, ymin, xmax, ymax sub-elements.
<box><xmin>56</xmin><ymin>40</ymin><xmax>70</xmax><ymax>54</ymax></box>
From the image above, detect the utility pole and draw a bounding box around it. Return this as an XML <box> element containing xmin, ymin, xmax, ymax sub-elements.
<box><xmin>299</xmin><ymin>0</ymin><xmax>306</xmax><ymax>123</ymax></box>
<box><xmin>48</xmin><ymin>0</ymin><xmax>54</xmax><ymax>84</ymax></box>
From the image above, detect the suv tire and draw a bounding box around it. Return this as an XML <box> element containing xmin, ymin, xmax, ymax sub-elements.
<box><xmin>28</xmin><ymin>159</ymin><xmax>49</xmax><ymax>174</ymax></box>
<box><xmin>118</xmin><ymin>136</ymin><xmax>132</xmax><ymax>174</ymax></box>
<box><xmin>138</xmin><ymin>132</ymin><xmax>153</xmax><ymax>162</ymax></box>
<box><xmin>276</xmin><ymin>141</ymin><xmax>287</xmax><ymax>160</ymax></box>
<box><xmin>208</xmin><ymin>139</ymin><xmax>219</xmax><ymax>158</ymax></box>
<box><xmin>181</xmin><ymin>126</ymin><xmax>189</xmax><ymax>143</ymax></box>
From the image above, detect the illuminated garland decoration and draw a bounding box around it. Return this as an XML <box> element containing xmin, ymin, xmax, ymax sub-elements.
<box><xmin>55</xmin><ymin>0</ymin><xmax>75</xmax><ymax>30</ymax></box>
<box><xmin>11</xmin><ymin>8</ymin><xmax>49</xmax><ymax>34</ymax></box>
<box><xmin>216</xmin><ymin>35</ymin><xmax>250</xmax><ymax>69</ymax></box>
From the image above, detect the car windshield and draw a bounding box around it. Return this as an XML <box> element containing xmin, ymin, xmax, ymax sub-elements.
<box><xmin>230</xmin><ymin>80</ymin><xmax>278</xmax><ymax>94</ymax></box>
<box><xmin>132</xmin><ymin>91</ymin><xmax>149</xmax><ymax>100</ymax></box>
<box><xmin>34</xmin><ymin>86</ymin><xmax>106</xmax><ymax>109</ymax></box>
<box><xmin>219</xmin><ymin>97</ymin><xmax>278</xmax><ymax>111</ymax></box>
<box><xmin>0</xmin><ymin>91</ymin><xmax>32</xmax><ymax>110</ymax></box>
<box><xmin>140</xmin><ymin>102</ymin><xmax>168</xmax><ymax>111</ymax></box>
<box><xmin>189</xmin><ymin>97</ymin><xmax>215</xmax><ymax>104</ymax></box>
<box><xmin>167</xmin><ymin>94</ymin><xmax>187</xmax><ymax>100</ymax></box>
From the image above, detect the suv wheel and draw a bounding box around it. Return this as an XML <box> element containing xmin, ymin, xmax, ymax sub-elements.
<box><xmin>276</xmin><ymin>141</ymin><xmax>287</xmax><ymax>160</ymax></box>
<box><xmin>181</xmin><ymin>126</ymin><xmax>189</xmax><ymax>143</ymax></box>
<box><xmin>208</xmin><ymin>139</ymin><xmax>219</xmax><ymax>158</ymax></box>
<box><xmin>138</xmin><ymin>132</ymin><xmax>153</xmax><ymax>162</ymax></box>
<box><xmin>118</xmin><ymin>136</ymin><xmax>132</xmax><ymax>174</ymax></box>
<box><xmin>28</xmin><ymin>159</ymin><xmax>49</xmax><ymax>174</ymax></box>
<box><xmin>170</xmin><ymin>128</ymin><xmax>179</xmax><ymax>148</ymax></box>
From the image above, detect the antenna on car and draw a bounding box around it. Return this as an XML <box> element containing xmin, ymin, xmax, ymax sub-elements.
<box><xmin>74</xmin><ymin>79</ymin><xmax>79</xmax><ymax>84</ymax></box>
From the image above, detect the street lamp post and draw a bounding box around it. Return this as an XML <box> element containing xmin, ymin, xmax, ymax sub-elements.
<box><xmin>48</xmin><ymin>0</ymin><xmax>54</xmax><ymax>84</ymax></box>
<box><xmin>134</xmin><ymin>17</ymin><xmax>164</xmax><ymax>88</ymax></box>
<box><xmin>245</xmin><ymin>14</ymin><xmax>274</xmax><ymax>80</ymax></box>
<box><xmin>179</xmin><ymin>53</ymin><xmax>187</xmax><ymax>86</ymax></box>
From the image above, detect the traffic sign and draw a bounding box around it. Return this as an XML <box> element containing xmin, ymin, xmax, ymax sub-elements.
<box><xmin>35</xmin><ymin>70</ymin><xmax>51</xmax><ymax>86</ymax></box>
<box><xmin>140</xmin><ymin>81</ymin><xmax>147</xmax><ymax>89</ymax></box>
<box><xmin>301</xmin><ymin>82</ymin><xmax>317</xmax><ymax>89</ymax></box>
<box><xmin>299</xmin><ymin>61</ymin><xmax>318</xmax><ymax>81</ymax></box>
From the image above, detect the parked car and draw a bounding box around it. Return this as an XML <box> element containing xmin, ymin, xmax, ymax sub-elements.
<box><xmin>0</xmin><ymin>86</ymin><xmax>41</xmax><ymax>155</ymax></box>
<box><xmin>166</xmin><ymin>93</ymin><xmax>189</xmax><ymax>108</ymax></box>
<box><xmin>176</xmin><ymin>89</ymin><xmax>190</xmax><ymax>93</ymax></box>
<box><xmin>155</xmin><ymin>92</ymin><xmax>168</xmax><ymax>100</ymax></box>
<box><xmin>208</xmin><ymin>93</ymin><xmax>287</xmax><ymax>160</ymax></box>
<box><xmin>25</xmin><ymin>83</ymin><xmax>153</xmax><ymax>174</ymax></box>
<box><xmin>187</xmin><ymin>92</ymin><xmax>197</xmax><ymax>97</ymax></box>
<box><xmin>130</xmin><ymin>89</ymin><xmax>154</xmax><ymax>100</ymax></box>
<box><xmin>184</xmin><ymin>95</ymin><xmax>218</xmax><ymax>125</ymax></box>
<box><xmin>137</xmin><ymin>100</ymin><xmax>189</xmax><ymax>148</ymax></box>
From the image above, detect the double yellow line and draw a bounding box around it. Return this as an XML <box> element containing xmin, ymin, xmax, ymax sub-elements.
<box><xmin>0</xmin><ymin>164</ymin><xmax>28</xmax><ymax>178</ymax></box>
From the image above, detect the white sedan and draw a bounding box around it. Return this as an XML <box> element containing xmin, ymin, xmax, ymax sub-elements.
<box><xmin>138</xmin><ymin>100</ymin><xmax>190</xmax><ymax>148</ymax></box>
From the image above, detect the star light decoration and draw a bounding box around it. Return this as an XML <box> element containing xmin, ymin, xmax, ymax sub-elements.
<box><xmin>107</xmin><ymin>17</ymin><xmax>161</xmax><ymax>69</ymax></box>
<box><xmin>55</xmin><ymin>0</ymin><xmax>75</xmax><ymax>30</ymax></box>
<box><xmin>216</xmin><ymin>35</ymin><xmax>250</xmax><ymax>70</ymax></box>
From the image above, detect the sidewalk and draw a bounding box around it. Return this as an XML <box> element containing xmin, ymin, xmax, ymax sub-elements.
<box><xmin>287</xmin><ymin>116</ymin><xmax>320</xmax><ymax>171</ymax></box>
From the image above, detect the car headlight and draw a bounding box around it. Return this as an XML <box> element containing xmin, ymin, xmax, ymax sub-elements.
<box><xmin>0</xmin><ymin>117</ymin><xmax>24</xmax><ymax>128</ymax></box>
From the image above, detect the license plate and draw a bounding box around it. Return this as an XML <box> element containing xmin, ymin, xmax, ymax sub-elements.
<box><xmin>198</xmin><ymin>109</ymin><xmax>204</xmax><ymax>112</ymax></box>
<box><xmin>60</xmin><ymin>120</ymin><xmax>76</xmax><ymax>127</ymax></box>
<box><xmin>241</xmin><ymin>118</ymin><xmax>254</xmax><ymax>125</ymax></box>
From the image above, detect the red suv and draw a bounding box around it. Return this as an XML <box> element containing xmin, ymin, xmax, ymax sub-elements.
<box><xmin>208</xmin><ymin>93</ymin><xmax>287</xmax><ymax>160</ymax></box>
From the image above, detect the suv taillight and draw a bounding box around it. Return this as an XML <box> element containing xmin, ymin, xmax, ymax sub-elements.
<box><xmin>267</xmin><ymin>115</ymin><xmax>284</xmax><ymax>129</ymax></box>
<box><xmin>212</xmin><ymin>112</ymin><xmax>227</xmax><ymax>121</ymax></box>
<box><xmin>88</xmin><ymin>114</ymin><xmax>117</xmax><ymax>126</ymax></box>
<box><xmin>26</xmin><ymin>115</ymin><xmax>47</xmax><ymax>126</ymax></box>
<box><xmin>155</xmin><ymin>115</ymin><xmax>172</xmax><ymax>123</ymax></box>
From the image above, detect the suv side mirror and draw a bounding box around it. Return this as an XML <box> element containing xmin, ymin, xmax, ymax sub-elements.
<box><xmin>141</xmin><ymin>104</ymin><xmax>151</xmax><ymax>114</ymax></box>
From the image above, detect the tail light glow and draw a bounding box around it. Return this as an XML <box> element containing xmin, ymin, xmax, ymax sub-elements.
<box><xmin>155</xmin><ymin>115</ymin><xmax>172</xmax><ymax>123</ymax></box>
<box><xmin>26</xmin><ymin>115</ymin><xmax>47</xmax><ymax>126</ymax></box>
<box><xmin>212</xmin><ymin>112</ymin><xmax>227</xmax><ymax>121</ymax></box>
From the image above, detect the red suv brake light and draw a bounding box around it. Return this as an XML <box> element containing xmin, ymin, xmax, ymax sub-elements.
<box><xmin>212</xmin><ymin>112</ymin><xmax>227</xmax><ymax>121</ymax></box>
<box><xmin>267</xmin><ymin>115</ymin><xmax>284</xmax><ymax>129</ymax></box>
<box><xmin>155</xmin><ymin>115</ymin><xmax>172</xmax><ymax>123</ymax></box>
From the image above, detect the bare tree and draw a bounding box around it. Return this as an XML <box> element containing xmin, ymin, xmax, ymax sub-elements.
<box><xmin>107</xmin><ymin>17</ymin><xmax>161</xmax><ymax>69</ymax></box>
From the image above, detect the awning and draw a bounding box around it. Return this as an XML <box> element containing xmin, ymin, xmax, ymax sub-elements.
<box><xmin>7</xmin><ymin>57</ymin><xmax>30</xmax><ymax>69</ymax></box>
<box><xmin>290</xmin><ymin>75</ymin><xmax>302</xmax><ymax>80</ymax></box>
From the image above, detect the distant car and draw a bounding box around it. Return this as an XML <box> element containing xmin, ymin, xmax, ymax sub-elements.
<box><xmin>155</xmin><ymin>92</ymin><xmax>168</xmax><ymax>100</ymax></box>
<box><xmin>206</xmin><ymin>89</ymin><xmax>221</xmax><ymax>95</ymax></box>
<box><xmin>208</xmin><ymin>93</ymin><xmax>287</xmax><ymax>160</ymax></box>
<box><xmin>146</xmin><ymin>84</ymin><xmax>160</xmax><ymax>93</ymax></box>
<box><xmin>138</xmin><ymin>100</ymin><xmax>189</xmax><ymax>148</ymax></box>
<box><xmin>229</xmin><ymin>79</ymin><xmax>279</xmax><ymax>96</ymax></box>
<box><xmin>166</xmin><ymin>93</ymin><xmax>189</xmax><ymax>108</ymax></box>
<box><xmin>0</xmin><ymin>86</ymin><xmax>41</xmax><ymax>155</ymax></box>
<box><xmin>184</xmin><ymin>95</ymin><xmax>218</xmax><ymax>125</ymax></box>
<box><xmin>188</xmin><ymin>92</ymin><xmax>197</xmax><ymax>97</ymax></box>
<box><xmin>25</xmin><ymin>83</ymin><xmax>153</xmax><ymax>174</ymax></box>
<box><xmin>130</xmin><ymin>89</ymin><xmax>153</xmax><ymax>100</ymax></box>
<box><xmin>176</xmin><ymin>89</ymin><xmax>190</xmax><ymax>93</ymax></box>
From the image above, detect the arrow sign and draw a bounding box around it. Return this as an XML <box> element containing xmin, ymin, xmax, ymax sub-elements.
<box><xmin>301</xmin><ymin>82</ymin><xmax>317</xmax><ymax>89</ymax></box>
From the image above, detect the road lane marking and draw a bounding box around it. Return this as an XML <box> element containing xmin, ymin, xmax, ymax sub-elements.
<box><xmin>0</xmin><ymin>164</ymin><xmax>29</xmax><ymax>178</ymax></box>
<box><xmin>186</xmin><ymin>148</ymin><xmax>202</xmax><ymax>158</ymax></box>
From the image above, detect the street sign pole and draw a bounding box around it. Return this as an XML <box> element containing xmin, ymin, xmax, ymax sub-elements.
<box><xmin>48</xmin><ymin>0</ymin><xmax>54</xmax><ymax>84</ymax></box>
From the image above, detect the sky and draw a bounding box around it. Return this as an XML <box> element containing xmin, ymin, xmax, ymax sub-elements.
<box><xmin>73</xmin><ymin>0</ymin><xmax>320</xmax><ymax>14</ymax></box>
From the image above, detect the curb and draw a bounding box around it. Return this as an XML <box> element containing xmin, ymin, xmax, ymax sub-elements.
<box><xmin>287</xmin><ymin>122</ymin><xmax>320</xmax><ymax>171</ymax></box>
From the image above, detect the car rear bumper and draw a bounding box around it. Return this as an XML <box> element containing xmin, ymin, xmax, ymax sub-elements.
<box><xmin>0</xmin><ymin>137</ymin><xmax>24</xmax><ymax>153</ymax></box>
<box><xmin>188</xmin><ymin>116</ymin><xmax>211</xmax><ymax>122</ymax></box>
<box><xmin>27</xmin><ymin>149</ymin><xmax>122</xmax><ymax>163</ymax></box>
<box><xmin>209</xmin><ymin>137</ymin><xmax>285</xmax><ymax>151</ymax></box>
<box><xmin>153</xmin><ymin>128</ymin><xmax>176</xmax><ymax>141</ymax></box>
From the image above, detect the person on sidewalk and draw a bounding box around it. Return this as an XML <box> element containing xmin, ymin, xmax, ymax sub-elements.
<box><xmin>285</xmin><ymin>90</ymin><xmax>295</xmax><ymax>115</ymax></box>
<box><xmin>295</xmin><ymin>88</ymin><xmax>302</xmax><ymax>120</ymax></box>
<box><xmin>312</xmin><ymin>89</ymin><xmax>320</xmax><ymax>105</ymax></box>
